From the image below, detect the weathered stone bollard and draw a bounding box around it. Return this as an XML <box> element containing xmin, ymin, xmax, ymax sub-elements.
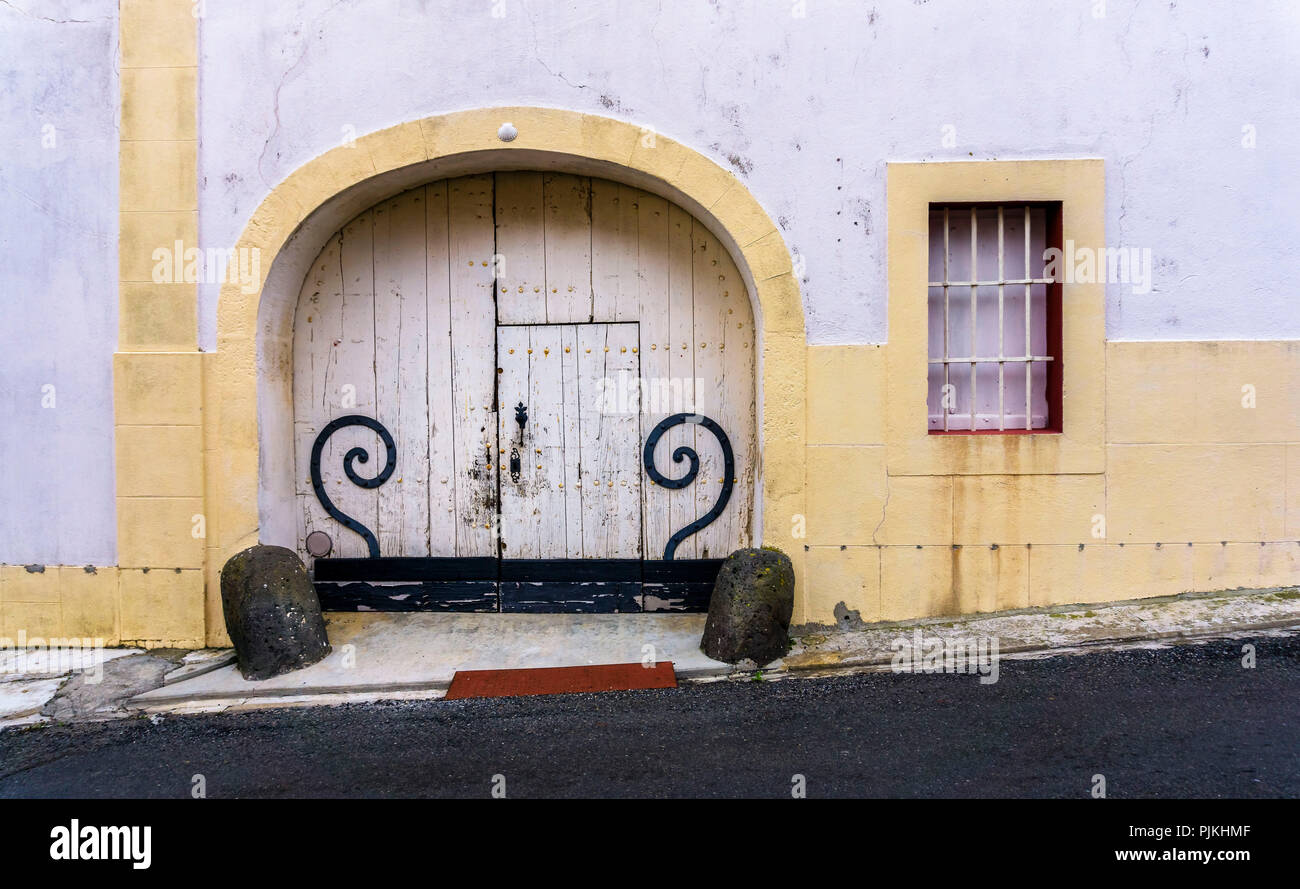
<box><xmin>221</xmin><ymin>545</ymin><xmax>331</xmax><ymax>680</ymax></box>
<box><xmin>700</xmin><ymin>547</ymin><xmax>795</xmax><ymax>667</ymax></box>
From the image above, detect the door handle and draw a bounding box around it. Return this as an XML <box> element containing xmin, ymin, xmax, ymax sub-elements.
<box><xmin>510</xmin><ymin>401</ymin><xmax>527</xmax><ymax>482</ymax></box>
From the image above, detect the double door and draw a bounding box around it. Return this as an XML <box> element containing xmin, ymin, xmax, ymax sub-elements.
<box><xmin>295</xmin><ymin>172</ymin><xmax>755</xmax><ymax>612</ymax></box>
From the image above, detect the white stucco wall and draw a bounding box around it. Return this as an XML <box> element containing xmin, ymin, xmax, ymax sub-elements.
<box><xmin>0</xmin><ymin>1</ymin><xmax>119</xmax><ymax>565</ymax></box>
<box><xmin>198</xmin><ymin>0</ymin><xmax>1300</xmax><ymax>350</ymax></box>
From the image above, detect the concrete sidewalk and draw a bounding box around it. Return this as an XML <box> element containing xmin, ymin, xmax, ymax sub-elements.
<box><xmin>129</xmin><ymin>612</ymin><xmax>726</xmax><ymax>714</ymax></box>
<box><xmin>1</xmin><ymin>585</ymin><xmax>1297</xmax><ymax>727</ymax></box>
<box><xmin>784</xmin><ymin>586</ymin><xmax>1300</xmax><ymax>672</ymax></box>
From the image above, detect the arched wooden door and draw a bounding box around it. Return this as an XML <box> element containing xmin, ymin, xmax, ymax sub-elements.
<box><xmin>292</xmin><ymin>173</ymin><xmax>755</xmax><ymax>612</ymax></box>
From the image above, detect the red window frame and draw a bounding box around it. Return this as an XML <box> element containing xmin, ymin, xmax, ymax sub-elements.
<box><xmin>926</xmin><ymin>201</ymin><xmax>1063</xmax><ymax>435</ymax></box>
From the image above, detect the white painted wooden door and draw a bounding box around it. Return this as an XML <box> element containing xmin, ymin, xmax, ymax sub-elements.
<box><xmin>496</xmin><ymin>323</ymin><xmax>642</xmax><ymax>559</ymax></box>
<box><xmin>292</xmin><ymin>171</ymin><xmax>756</xmax><ymax>566</ymax></box>
<box><xmin>293</xmin><ymin>177</ymin><xmax>497</xmax><ymax>560</ymax></box>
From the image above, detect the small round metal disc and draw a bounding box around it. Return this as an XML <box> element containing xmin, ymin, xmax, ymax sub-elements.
<box><xmin>305</xmin><ymin>530</ymin><xmax>333</xmax><ymax>558</ymax></box>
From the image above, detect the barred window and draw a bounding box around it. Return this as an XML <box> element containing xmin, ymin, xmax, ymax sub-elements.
<box><xmin>927</xmin><ymin>203</ymin><xmax>1063</xmax><ymax>433</ymax></box>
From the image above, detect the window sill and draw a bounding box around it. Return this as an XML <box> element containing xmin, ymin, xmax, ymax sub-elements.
<box><xmin>928</xmin><ymin>428</ymin><xmax>1062</xmax><ymax>436</ymax></box>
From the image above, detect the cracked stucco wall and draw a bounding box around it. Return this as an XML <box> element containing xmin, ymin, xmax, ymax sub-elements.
<box><xmin>197</xmin><ymin>0</ymin><xmax>1299</xmax><ymax>350</ymax></box>
<box><xmin>0</xmin><ymin>0</ymin><xmax>119</xmax><ymax>565</ymax></box>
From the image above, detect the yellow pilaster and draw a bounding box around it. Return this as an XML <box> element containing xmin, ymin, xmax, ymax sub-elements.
<box><xmin>114</xmin><ymin>0</ymin><xmax>205</xmax><ymax>647</ymax></box>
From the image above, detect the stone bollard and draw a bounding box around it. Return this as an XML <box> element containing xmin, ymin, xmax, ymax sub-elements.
<box><xmin>220</xmin><ymin>545</ymin><xmax>332</xmax><ymax>680</ymax></box>
<box><xmin>700</xmin><ymin>547</ymin><xmax>795</xmax><ymax>667</ymax></box>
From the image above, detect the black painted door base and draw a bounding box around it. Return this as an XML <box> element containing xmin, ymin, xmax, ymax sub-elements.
<box><xmin>313</xmin><ymin>557</ymin><xmax>723</xmax><ymax>614</ymax></box>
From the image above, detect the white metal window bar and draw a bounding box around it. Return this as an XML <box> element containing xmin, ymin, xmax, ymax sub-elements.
<box><xmin>928</xmin><ymin>205</ymin><xmax>1054</xmax><ymax>432</ymax></box>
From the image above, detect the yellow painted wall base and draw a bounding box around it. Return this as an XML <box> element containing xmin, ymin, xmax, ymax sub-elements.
<box><xmin>796</xmin><ymin>339</ymin><xmax>1300</xmax><ymax>626</ymax></box>
<box><xmin>0</xmin><ymin>565</ymin><xmax>204</xmax><ymax>648</ymax></box>
<box><xmin>801</xmin><ymin>542</ymin><xmax>1299</xmax><ymax>626</ymax></box>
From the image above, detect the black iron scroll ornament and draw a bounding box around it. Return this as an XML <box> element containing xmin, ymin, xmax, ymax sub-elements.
<box><xmin>643</xmin><ymin>413</ymin><xmax>734</xmax><ymax>561</ymax></box>
<box><xmin>309</xmin><ymin>415</ymin><xmax>396</xmax><ymax>558</ymax></box>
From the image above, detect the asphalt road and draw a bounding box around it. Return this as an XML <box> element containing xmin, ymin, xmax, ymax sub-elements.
<box><xmin>2</xmin><ymin>635</ymin><xmax>1297</xmax><ymax>798</ymax></box>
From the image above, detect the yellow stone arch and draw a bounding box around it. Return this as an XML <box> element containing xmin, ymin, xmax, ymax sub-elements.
<box><xmin>202</xmin><ymin>107</ymin><xmax>807</xmax><ymax>643</ymax></box>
